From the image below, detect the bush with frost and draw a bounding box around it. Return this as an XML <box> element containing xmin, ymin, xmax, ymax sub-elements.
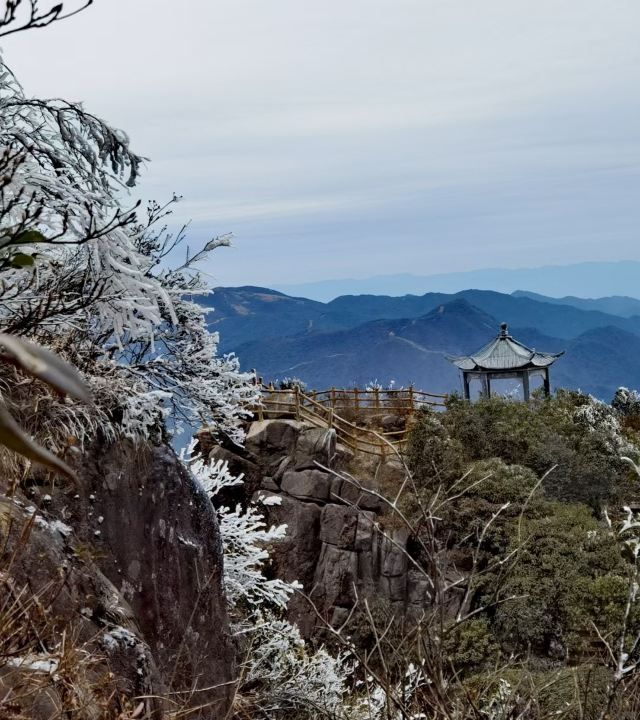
<box><xmin>0</xmin><ymin>55</ymin><xmax>258</xmax><ymax>454</ymax></box>
<box><xmin>184</xmin><ymin>441</ymin><xmax>350</xmax><ymax>718</ymax></box>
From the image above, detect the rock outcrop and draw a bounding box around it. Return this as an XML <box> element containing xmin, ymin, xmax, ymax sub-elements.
<box><xmin>0</xmin><ymin>439</ymin><xmax>236</xmax><ymax>719</ymax></box>
<box><xmin>0</xmin><ymin>419</ymin><xmax>431</xmax><ymax>717</ymax></box>
<box><xmin>207</xmin><ymin>419</ymin><xmax>430</xmax><ymax>638</ymax></box>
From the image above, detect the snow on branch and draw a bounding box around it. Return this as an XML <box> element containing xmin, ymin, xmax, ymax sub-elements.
<box><xmin>184</xmin><ymin>441</ymin><xmax>297</xmax><ymax>611</ymax></box>
<box><xmin>0</xmin><ymin>54</ymin><xmax>258</xmax><ymax>444</ymax></box>
<box><xmin>183</xmin><ymin>442</ymin><xmax>349</xmax><ymax>715</ymax></box>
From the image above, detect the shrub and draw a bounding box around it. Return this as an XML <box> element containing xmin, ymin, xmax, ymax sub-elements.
<box><xmin>434</xmin><ymin>392</ymin><xmax>634</xmax><ymax>507</ymax></box>
<box><xmin>406</xmin><ymin>408</ymin><xmax>465</xmax><ymax>491</ymax></box>
<box><xmin>492</xmin><ymin>503</ymin><xmax>626</xmax><ymax>658</ymax></box>
<box><xmin>441</xmin><ymin>618</ymin><xmax>500</xmax><ymax>676</ymax></box>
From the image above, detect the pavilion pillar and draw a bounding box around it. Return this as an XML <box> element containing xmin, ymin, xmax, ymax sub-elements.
<box><xmin>463</xmin><ymin>373</ymin><xmax>470</xmax><ymax>400</ymax></box>
<box><xmin>543</xmin><ymin>368</ymin><xmax>551</xmax><ymax>397</ymax></box>
<box><xmin>485</xmin><ymin>374</ymin><xmax>491</xmax><ymax>398</ymax></box>
<box><xmin>522</xmin><ymin>371</ymin><xmax>530</xmax><ymax>402</ymax></box>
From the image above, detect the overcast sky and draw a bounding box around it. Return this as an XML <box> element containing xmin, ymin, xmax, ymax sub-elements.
<box><xmin>4</xmin><ymin>1</ymin><xmax>640</xmax><ymax>287</ymax></box>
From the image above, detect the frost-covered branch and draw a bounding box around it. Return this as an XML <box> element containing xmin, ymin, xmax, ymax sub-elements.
<box><xmin>0</xmin><ymin>54</ymin><xmax>257</xmax><ymax>447</ymax></box>
<box><xmin>184</xmin><ymin>440</ymin><xmax>298</xmax><ymax>612</ymax></box>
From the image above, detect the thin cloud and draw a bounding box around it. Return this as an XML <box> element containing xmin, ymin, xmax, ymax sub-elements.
<box><xmin>3</xmin><ymin>0</ymin><xmax>640</xmax><ymax>287</ymax></box>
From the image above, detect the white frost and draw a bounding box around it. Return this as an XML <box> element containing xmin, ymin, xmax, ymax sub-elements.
<box><xmin>102</xmin><ymin>626</ymin><xmax>139</xmax><ymax>651</ymax></box>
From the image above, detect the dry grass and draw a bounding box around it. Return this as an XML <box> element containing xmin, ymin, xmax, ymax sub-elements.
<box><xmin>0</xmin><ymin>356</ymin><xmax>132</xmax><ymax>496</ymax></box>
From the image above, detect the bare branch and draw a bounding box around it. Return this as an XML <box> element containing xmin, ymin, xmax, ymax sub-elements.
<box><xmin>0</xmin><ymin>1</ymin><xmax>94</xmax><ymax>39</ymax></box>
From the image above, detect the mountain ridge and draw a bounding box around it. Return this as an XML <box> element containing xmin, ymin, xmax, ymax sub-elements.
<box><xmin>209</xmin><ymin>285</ymin><xmax>640</xmax><ymax>354</ymax></box>
<box><xmin>233</xmin><ymin>299</ymin><xmax>567</xmax><ymax>394</ymax></box>
<box><xmin>511</xmin><ymin>290</ymin><xmax>640</xmax><ymax>318</ymax></box>
<box><xmin>273</xmin><ymin>261</ymin><xmax>640</xmax><ymax>302</ymax></box>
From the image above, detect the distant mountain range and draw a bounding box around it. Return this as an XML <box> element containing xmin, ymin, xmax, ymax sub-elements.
<box><xmin>201</xmin><ymin>285</ymin><xmax>640</xmax><ymax>401</ymax></box>
<box><xmin>273</xmin><ymin>261</ymin><xmax>640</xmax><ymax>302</ymax></box>
<box><xmin>512</xmin><ymin>291</ymin><xmax>640</xmax><ymax>318</ymax></box>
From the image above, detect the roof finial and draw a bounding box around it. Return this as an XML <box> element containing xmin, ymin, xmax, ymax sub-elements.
<box><xmin>500</xmin><ymin>322</ymin><xmax>508</xmax><ymax>337</ymax></box>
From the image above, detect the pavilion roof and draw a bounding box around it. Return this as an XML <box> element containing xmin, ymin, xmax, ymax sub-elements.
<box><xmin>448</xmin><ymin>323</ymin><xmax>564</xmax><ymax>372</ymax></box>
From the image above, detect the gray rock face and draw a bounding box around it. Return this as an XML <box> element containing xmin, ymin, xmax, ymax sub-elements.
<box><xmin>407</xmin><ymin>570</ymin><xmax>432</xmax><ymax>606</ymax></box>
<box><xmin>381</xmin><ymin>414</ymin><xmax>403</xmax><ymax>431</ymax></box>
<box><xmin>319</xmin><ymin>504</ymin><xmax>359</xmax><ymax>548</ymax></box>
<box><xmin>331</xmin><ymin>475</ymin><xmax>385</xmax><ymax>512</ymax></box>
<box><xmin>228</xmin><ymin>419</ymin><xmax>432</xmax><ymax>637</ymax></box>
<box><xmin>72</xmin><ymin>441</ymin><xmax>236</xmax><ymax>719</ymax></box>
<box><xmin>355</xmin><ymin>511</ymin><xmax>376</xmax><ymax>551</ymax></box>
<box><xmin>260</xmin><ymin>492</ymin><xmax>322</xmax><ymax>589</ymax></box>
<box><xmin>245</xmin><ymin>419</ymin><xmax>303</xmax><ymax>455</ymax></box>
<box><xmin>314</xmin><ymin>544</ymin><xmax>359</xmax><ymax>608</ymax></box>
<box><xmin>281</xmin><ymin>468</ymin><xmax>332</xmax><ymax>501</ymax></box>
<box><xmin>381</xmin><ymin>529</ymin><xmax>410</xmax><ymax>577</ymax></box>
<box><xmin>293</xmin><ymin>426</ymin><xmax>337</xmax><ymax>469</ymax></box>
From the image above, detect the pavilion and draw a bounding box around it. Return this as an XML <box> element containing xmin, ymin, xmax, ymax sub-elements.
<box><xmin>448</xmin><ymin>322</ymin><xmax>564</xmax><ymax>401</ymax></box>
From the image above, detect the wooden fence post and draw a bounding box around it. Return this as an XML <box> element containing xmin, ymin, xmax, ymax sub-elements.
<box><xmin>375</xmin><ymin>387</ymin><xmax>380</xmax><ymax>412</ymax></box>
<box><xmin>294</xmin><ymin>386</ymin><xmax>300</xmax><ymax>420</ymax></box>
<box><xmin>328</xmin><ymin>407</ymin><xmax>334</xmax><ymax>429</ymax></box>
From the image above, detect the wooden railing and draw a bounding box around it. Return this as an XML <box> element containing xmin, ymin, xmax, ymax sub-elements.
<box><xmin>306</xmin><ymin>387</ymin><xmax>446</xmax><ymax>415</ymax></box>
<box><xmin>253</xmin><ymin>386</ymin><xmax>447</xmax><ymax>457</ymax></box>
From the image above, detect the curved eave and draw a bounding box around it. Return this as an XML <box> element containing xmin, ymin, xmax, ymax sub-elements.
<box><xmin>447</xmin><ymin>355</ymin><xmax>477</xmax><ymax>371</ymax></box>
<box><xmin>530</xmin><ymin>350</ymin><xmax>565</xmax><ymax>368</ymax></box>
<box><xmin>447</xmin><ymin>349</ymin><xmax>565</xmax><ymax>372</ymax></box>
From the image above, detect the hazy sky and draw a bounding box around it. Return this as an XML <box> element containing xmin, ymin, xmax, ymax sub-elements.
<box><xmin>4</xmin><ymin>1</ymin><xmax>640</xmax><ymax>287</ymax></box>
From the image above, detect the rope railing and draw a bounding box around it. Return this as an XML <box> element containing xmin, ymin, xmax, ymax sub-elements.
<box><xmin>253</xmin><ymin>385</ymin><xmax>447</xmax><ymax>457</ymax></box>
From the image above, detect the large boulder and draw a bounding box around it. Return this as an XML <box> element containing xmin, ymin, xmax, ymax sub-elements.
<box><xmin>330</xmin><ymin>474</ymin><xmax>386</xmax><ymax>513</ymax></box>
<box><xmin>259</xmin><ymin>493</ymin><xmax>322</xmax><ymax>589</ymax></box>
<box><xmin>293</xmin><ymin>426</ymin><xmax>337</xmax><ymax>469</ymax></box>
<box><xmin>245</xmin><ymin>419</ymin><xmax>303</xmax><ymax>457</ymax></box>
<box><xmin>69</xmin><ymin>440</ymin><xmax>237</xmax><ymax>719</ymax></box>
